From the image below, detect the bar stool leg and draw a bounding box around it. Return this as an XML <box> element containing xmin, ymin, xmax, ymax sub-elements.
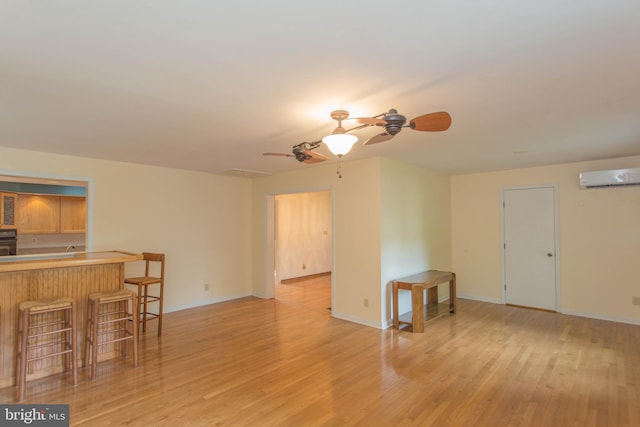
<box><xmin>157</xmin><ymin>280</ymin><xmax>164</xmax><ymax>337</ymax></box>
<box><xmin>120</xmin><ymin>299</ymin><xmax>128</xmax><ymax>359</ymax></box>
<box><xmin>132</xmin><ymin>296</ymin><xmax>139</xmax><ymax>367</ymax></box>
<box><xmin>70</xmin><ymin>302</ymin><xmax>78</xmax><ymax>386</ymax></box>
<box><xmin>84</xmin><ymin>299</ymin><xmax>92</xmax><ymax>376</ymax></box>
<box><xmin>90</xmin><ymin>298</ymin><xmax>100</xmax><ymax>380</ymax></box>
<box><xmin>64</xmin><ymin>305</ymin><xmax>71</xmax><ymax>373</ymax></box>
<box><xmin>84</xmin><ymin>300</ymin><xmax>90</xmax><ymax>377</ymax></box>
<box><xmin>17</xmin><ymin>309</ymin><xmax>29</xmax><ymax>402</ymax></box>
<box><xmin>141</xmin><ymin>283</ymin><xmax>148</xmax><ymax>333</ymax></box>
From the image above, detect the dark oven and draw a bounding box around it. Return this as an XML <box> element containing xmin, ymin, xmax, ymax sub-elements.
<box><xmin>0</xmin><ymin>229</ymin><xmax>17</xmax><ymax>256</ymax></box>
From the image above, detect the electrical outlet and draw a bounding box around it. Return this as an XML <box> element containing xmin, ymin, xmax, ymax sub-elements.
<box><xmin>364</xmin><ymin>298</ymin><xmax>369</xmax><ymax>308</ymax></box>
<box><xmin>204</xmin><ymin>283</ymin><xmax>210</xmax><ymax>291</ymax></box>
<box><xmin>632</xmin><ymin>296</ymin><xmax>640</xmax><ymax>306</ymax></box>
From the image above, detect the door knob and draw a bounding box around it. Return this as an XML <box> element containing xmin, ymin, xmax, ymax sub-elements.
<box><xmin>547</xmin><ymin>253</ymin><xmax>553</xmax><ymax>257</ymax></box>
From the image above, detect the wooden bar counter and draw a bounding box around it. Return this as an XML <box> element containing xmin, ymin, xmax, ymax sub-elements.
<box><xmin>0</xmin><ymin>250</ymin><xmax>142</xmax><ymax>388</ymax></box>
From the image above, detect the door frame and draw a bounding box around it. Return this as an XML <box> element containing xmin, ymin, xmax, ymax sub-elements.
<box><xmin>264</xmin><ymin>188</ymin><xmax>334</xmax><ymax>312</ymax></box>
<box><xmin>500</xmin><ymin>184</ymin><xmax>561</xmax><ymax>311</ymax></box>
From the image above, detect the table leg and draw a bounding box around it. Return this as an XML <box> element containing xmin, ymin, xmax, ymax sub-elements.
<box><xmin>449</xmin><ymin>273</ymin><xmax>456</xmax><ymax>313</ymax></box>
<box><xmin>427</xmin><ymin>287</ymin><xmax>438</xmax><ymax>304</ymax></box>
<box><xmin>412</xmin><ymin>285</ymin><xmax>425</xmax><ymax>333</ymax></box>
<box><xmin>392</xmin><ymin>281</ymin><xmax>399</xmax><ymax>330</ymax></box>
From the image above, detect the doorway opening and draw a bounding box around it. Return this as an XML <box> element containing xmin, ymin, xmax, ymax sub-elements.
<box><xmin>0</xmin><ymin>172</ymin><xmax>92</xmax><ymax>254</ymax></box>
<box><xmin>271</xmin><ymin>190</ymin><xmax>332</xmax><ymax>314</ymax></box>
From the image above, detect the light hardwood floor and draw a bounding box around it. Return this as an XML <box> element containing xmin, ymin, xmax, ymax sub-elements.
<box><xmin>276</xmin><ymin>273</ymin><xmax>332</xmax><ymax>314</ymax></box>
<box><xmin>1</xmin><ymin>284</ymin><xmax>639</xmax><ymax>426</ymax></box>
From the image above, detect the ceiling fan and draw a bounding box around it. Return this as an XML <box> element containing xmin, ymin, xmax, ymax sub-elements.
<box><xmin>263</xmin><ymin>141</ymin><xmax>330</xmax><ymax>164</ymax></box>
<box><xmin>319</xmin><ymin>108</ymin><xmax>452</xmax><ymax>156</ymax></box>
<box><xmin>346</xmin><ymin>108</ymin><xmax>452</xmax><ymax>145</ymax></box>
<box><xmin>263</xmin><ymin>108</ymin><xmax>451</xmax><ymax>164</ymax></box>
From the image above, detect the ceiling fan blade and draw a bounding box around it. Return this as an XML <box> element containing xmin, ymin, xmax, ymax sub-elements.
<box><xmin>302</xmin><ymin>150</ymin><xmax>329</xmax><ymax>163</ymax></box>
<box><xmin>409</xmin><ymin>111</ymin><xmax>452</xmax><ymax>132</ymax></box>
<box><xmin>353</xmin><ymin>117</ymin><xmax>387</xmax><ymax>126</ymax></box>
<box><xmin>303</xmin><ymin>157</ymin><xmax>324</xmax><ymax>164</ymax></box>
<box><xmin>363</xmin><ymin>133</ymin><xmax>394</xmax><ymax>145</ymax></box>
<box><xmin>263</xmin><ymin>152</ymin><xmax>294</xmax><ymax>158</ymax></box>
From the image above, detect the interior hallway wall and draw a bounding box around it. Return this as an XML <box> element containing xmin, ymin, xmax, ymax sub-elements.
<box><xmin>276</xmin><ymin>190</ymin><xmax>331</xmax><ymax>280</ymax></box>
<box><xmin>380</xmin><ymin>158</ymin><xmax>452</xmax><ymax>325</ymax></box>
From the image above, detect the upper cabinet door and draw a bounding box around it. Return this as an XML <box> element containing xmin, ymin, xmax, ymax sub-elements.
<box><xmin>17</xmin><ymin>194</ymin><xmax>60</xmax><ymax>234</ymax></box>
<box><xmin>0</xmin><ymin>192</ymin><xmax>17</xmax><ymax>229</ymax></box>
<box><xmin>60</xmin><ymin>196</ymin><xmax>87</xmax><ymax>233</ymax></box>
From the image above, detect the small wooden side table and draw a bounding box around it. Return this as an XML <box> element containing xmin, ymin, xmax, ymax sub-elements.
<box><xmin>392</xmin><ymin>270</ymin><xmax>456</xmax><ymax>332</ymax></box>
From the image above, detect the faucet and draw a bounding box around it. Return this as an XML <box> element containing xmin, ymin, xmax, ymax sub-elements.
<box><xmin>65</xmin><ymin>245</ymin><xmax>76</xmax><ymax>253</ymax></box>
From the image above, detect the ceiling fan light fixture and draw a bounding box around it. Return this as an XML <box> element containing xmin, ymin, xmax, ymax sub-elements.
<box><xmin>322</xmin><ymin>131</ymin><xmax>358</xmax><ymax>156</ymax></box>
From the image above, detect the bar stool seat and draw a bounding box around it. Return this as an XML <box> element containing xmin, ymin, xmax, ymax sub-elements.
<box><xmin>84</xmin><ymin>289</ymin><xmax>138</xmax><ymax>380</ymax></box>
<box><xmin>15</xmin><ymin>297</ymin><xmax>78</xmax><ymax>402</ymax></box>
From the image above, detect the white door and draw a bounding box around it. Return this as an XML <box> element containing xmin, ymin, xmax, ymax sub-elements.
<box><xmin>503</xmin><ymin>187</ymin><xmax>557</xmax><ymax>310</ymax></box>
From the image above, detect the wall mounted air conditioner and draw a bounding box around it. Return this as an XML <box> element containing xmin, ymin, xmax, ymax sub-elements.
<box><xmin>579</xmin><ymin>168</ymin><xmax>640</xmax><ymax>188</ymax></box>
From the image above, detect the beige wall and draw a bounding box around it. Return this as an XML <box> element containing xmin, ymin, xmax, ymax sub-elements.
<box><xmin>0</xmin><ymin>146</ymin><xmax>253</xmax><ymax>312</ymax></box>
<box><xmin>452</xmin><ymin>155</ymin><xmax>640</xmax><ymax>324</ymax></box>
<box><xmin>12</xmin><ymin>142</ymin><xmax>633</xmax><ymax>328</ymax></box>
<box><xmin>380</xmin><ymin>158</ymin><xmax>452</xmax><ymax>324</ymax></box>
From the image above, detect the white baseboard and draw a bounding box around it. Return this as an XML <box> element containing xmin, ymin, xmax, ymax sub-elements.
<box><xmin>457</xmin><ymin>293</ymin><xmax>503</xmax><ymax>305</ymax></box>
<box><xmin>460</xmin><ymin>294</ymin><xmax>640</xmax><ymax>326</ymax></box>
<box><xmin>331</xmin><ymin>311</ymin><xmax>384</xmax><ymax>330</ymax></box>
<box><xmin>167</xmin><ymin>293</ymin><xmax>640</xmax><ymax>329</ymax></box>
<box><xmin>165</xmin><ymin>292</ymin><xmax>252</xmax><ymax>314</ymax></box>
<box><xmin>250</xmin><ymin>293</ymin><xmax>386</xmax><ymax>330</ymax></box>
<box><xmin>560</xmin><ymin>308</ymin><xmax>640</xmax><ymax>326</ymax></box>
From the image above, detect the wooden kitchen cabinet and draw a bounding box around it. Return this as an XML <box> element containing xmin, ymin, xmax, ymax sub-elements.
<box><xmin>17</xmin><ymin>194</ymin><xmax>61</xmax><ymax>234</ymax></box>
<box><xmin>0</xmin><ymin>192</ymin><xmax>17</xmax><ymax>229</ymax></box>
<box><xmin>60</xmin><ymin>196</ymin><xmax>86</xmax><ymax>233</ymax></box>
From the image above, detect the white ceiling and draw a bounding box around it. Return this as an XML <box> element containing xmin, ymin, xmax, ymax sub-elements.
<box><xmin>2</xmin><ymin>1</ymin><xmax>640</xmax><ymax>177</ymax></box>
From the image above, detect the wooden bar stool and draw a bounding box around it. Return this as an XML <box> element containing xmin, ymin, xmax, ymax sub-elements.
<box><xmin>84</xmin><ymin>289</ymin><xmax>138</xmax><ymax>380</ymax></box>
<box><xmin>15</xmin><ymin>297</ymin><xmax>78</xmax><ymax>402</ymax></box>
<box><xmin>124</xmin><ymin>252</ymin><xmax>165</xmax><ymax>336</ymax></box>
